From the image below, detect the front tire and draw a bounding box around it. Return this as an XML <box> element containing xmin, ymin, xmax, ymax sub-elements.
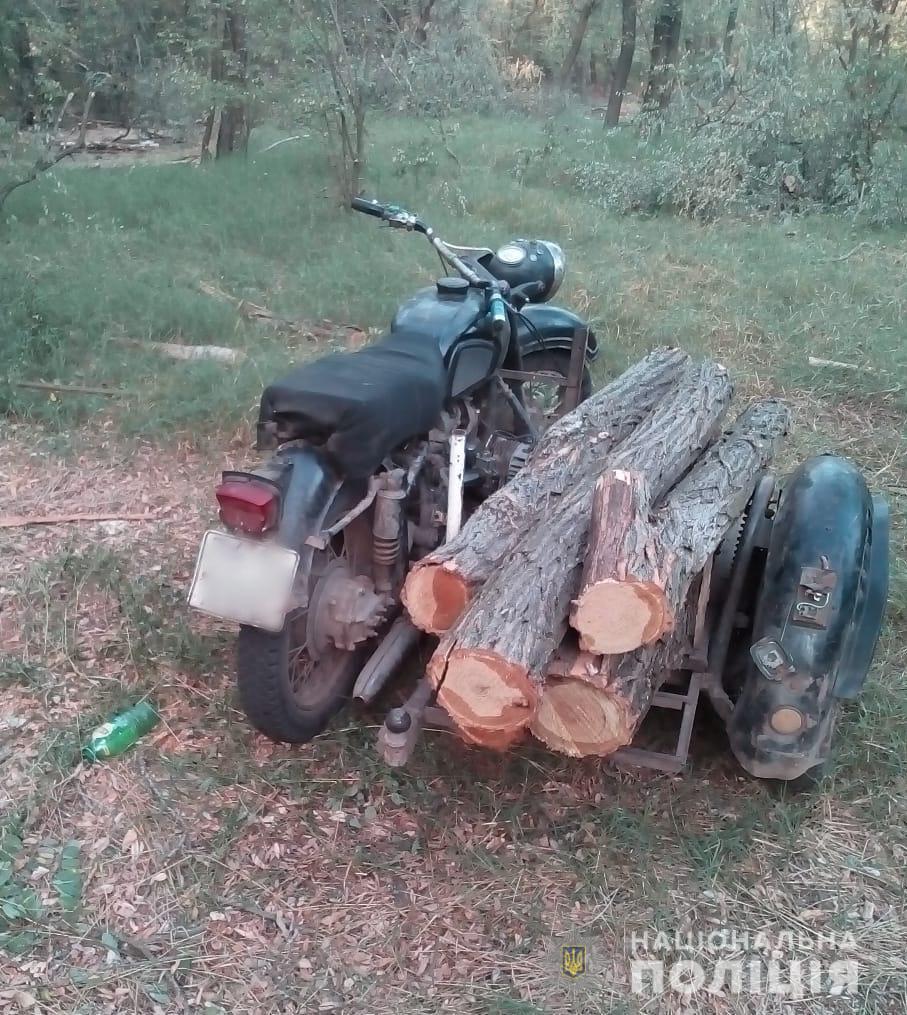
<box><xmin>520</xmin><ymin>349</ymin><xmax>593</xmax><ymax>429</ymax></box>
<box><xmin>237</xmin><ymin>616</ymin><xmax>363</xmax><ymax>744</ymax></box>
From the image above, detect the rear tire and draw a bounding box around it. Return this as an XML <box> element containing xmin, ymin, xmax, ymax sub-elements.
<box><xmin>237</xmin><ymin>618</ymin><xmax>363</xmax><ymax>744</ymax></box>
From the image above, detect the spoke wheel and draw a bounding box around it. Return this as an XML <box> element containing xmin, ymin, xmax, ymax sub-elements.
<box><xmin>236</xmin><ymin>540</ymin><xmax>371</xmax><ymax>744</ymax></box>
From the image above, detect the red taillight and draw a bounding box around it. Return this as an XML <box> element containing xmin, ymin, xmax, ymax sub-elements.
<box><xmin>215</xmin><ymin>480</ymin><xmax>279</xmax><ymax>534</ymax></box>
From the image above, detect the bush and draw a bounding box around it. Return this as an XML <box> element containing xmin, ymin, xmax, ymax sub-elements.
<box><xmin>570</xmin><ymin>45</ymin><xmax>907</xmax><ymax>225</ymax></box>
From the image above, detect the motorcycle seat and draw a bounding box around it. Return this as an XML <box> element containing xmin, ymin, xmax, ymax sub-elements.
<box><xmin>258</xmin><ymin>329</ymin><xmax>446</xmax><ymax>478</ymax></box>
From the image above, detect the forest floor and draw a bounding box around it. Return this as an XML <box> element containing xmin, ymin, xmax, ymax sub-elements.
<box><xmin>1</xmin><ymin>114</ymin><xmax>905</xmax><ymax>1014</ymax></box>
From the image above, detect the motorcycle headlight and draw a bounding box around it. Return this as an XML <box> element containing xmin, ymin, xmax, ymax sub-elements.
<box><xmin>488</xmin><ymin>239</ymin><xmax>566</xmax><ymax>302</ymax></box>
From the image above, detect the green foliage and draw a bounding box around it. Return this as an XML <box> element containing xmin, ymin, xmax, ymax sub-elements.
<box><xmin>572</xmin><ymin>35</ymin><xmax>907</xmax><ymax>225</ymax></box>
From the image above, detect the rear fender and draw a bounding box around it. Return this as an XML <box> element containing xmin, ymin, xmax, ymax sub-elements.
<box><xmin>728</xmin><ymin>455</ymin><xmax>889</xmax><ymax>780</ymax></box>
<box><xmin>271</xmin><ymin>445</ymin><xmax>368</xmax><ymax>608</ymax></box>
<box><xmin>516</xmin><ymin>304</ymin><xmax>599</xmax><ymax>361</ymax></box>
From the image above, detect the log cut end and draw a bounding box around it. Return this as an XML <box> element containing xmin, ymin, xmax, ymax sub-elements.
<box><xmin>402</xmin><ymin>564</ymin><xmax>471</xmax><ymax>634</ymax></box>
<box><xmin>435</xmin><ymin>649</ymin><xmax>536</xmax><ymax>731</ymax></box>
<box><xmin>457</xmin><ymin>722</ymin><xmax>526</xmax><ymax>751</ymax></box>
<box><xmin>572</xmin><ymin>579</ymin><xmax>672</xmax><ymax>655</ymax></box>
<box><xmin>530</xmin><ymin>678</ymin><xmax>630</xmax><ymax>758</ymax></box>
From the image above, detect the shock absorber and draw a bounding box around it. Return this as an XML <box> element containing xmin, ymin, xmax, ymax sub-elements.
<box><xmin>373</xmin><ymin>475</ymin><xmax>405</xmax><ymax>594</ymax></box>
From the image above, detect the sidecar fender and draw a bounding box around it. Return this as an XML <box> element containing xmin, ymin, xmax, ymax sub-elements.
<box><xmin>728</xmin><ymin>455</ymin><xmax>889</xmax><ymax>781</ymax></box>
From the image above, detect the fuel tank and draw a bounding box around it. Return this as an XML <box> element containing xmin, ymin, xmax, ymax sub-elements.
<box><xmin>391</xmin><ymin>281</ymin><xmax>504</xmax><ymax>398</ymax></box>
<box><xmin>391</xmin><ymin>282</ymin><xmax>597</xmax><ymax>399</ymax></box>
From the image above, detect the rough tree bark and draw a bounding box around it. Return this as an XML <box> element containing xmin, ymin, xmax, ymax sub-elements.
<box><xmin>534</xmin><ymin>399</ymin><xmax>791</xmax><ymax>756</ymax></box>
<box><xmin>212</xmin><ymin>4</ymin><xmax>248</xmax><ymax>158</ymax></box>
<box><xmin>642</xmin><ymin>0</ymin><xmax>683</xmax><ymax>112</ymax></box>
<box><xmin>605</xmin><ymin>0</ymin><xmax>638</xmax><ymax>126</ymax></box>
<box><xmin>569</xmin><ymin>469</ymin><xmax>665</xmax><ymax>654</ymax></box>
<box><xmin>428</xmin><ymin>361</ymin><xmax>733</xmax><ymax>743</ymax></box>
<box><xmin>560</xmin><ymin>0</ymin><xmax>602</xmax><ymax>86</ymax></box>
<box><xmin>570</xmin><ymin>399</ymin><xmax>791</xmax><ymax>656</ymax></box>
<box><xmin>402</xmin><ymin>348</ymin><xmax>689</xmax><ymax>634</ymax></box>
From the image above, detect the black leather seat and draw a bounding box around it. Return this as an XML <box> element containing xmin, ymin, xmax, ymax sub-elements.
<box><xmin>258</xmin><ymin>329</ymin><xmax>446</xmax><ymax>478</ymax></box>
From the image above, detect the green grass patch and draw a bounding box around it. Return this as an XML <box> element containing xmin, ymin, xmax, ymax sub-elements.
<box><xmin>2</xmin><ymin>114</ymin><xmax>905</xmax><ymax>441</ymax></box>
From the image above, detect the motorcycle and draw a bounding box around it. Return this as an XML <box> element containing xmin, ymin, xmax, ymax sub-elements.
<box><xmin>188</xmin><ymin>197</ymin><xmax>596</xmax><ymax>743</ymax></box>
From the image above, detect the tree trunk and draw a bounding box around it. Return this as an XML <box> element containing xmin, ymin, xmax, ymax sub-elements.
<box><xmin>723</xmin><ymin>2</ymin><xmax>739</xmax><ymax>66</ymax></box>
<box><xmin>402</xmin><ymin>348</ymin><xmax>689</xmax><ymax>634</ymax></box>
<box><xmin>428</xmin><ymin>361</ymin><xmax>733</xmax><ymax>739</ymax></box>
<box><xmin>642</xmin><ymin>0</ymin><xmax>683</xmax><ymax>112</ymax></box>
<box><xmin>605</xmin><ymin>0</ymin><xmax>637</xmax><ymax>126</ymax></box>
<box><xmin>570</xmin><ymin>400</ymin><xmax>790</xmax><ymax>657</ymax></box>
<box><xmin>413</xmin><ymin>0</ymin><xmax>439</xmax><ymax>42</ymax></box>
<box><xmin>213</xmin><ymin>5</ymin><xmax>248</xmax><ymax>158</ymax></box>
<box><xmin>560</xmin><ymin>0</ymin><xmax>601</xmax><ymax>86</ymax></box>
<box><xmin>12</xmin><ymin>19</ymin><xmax>36</xmax><ymax>127</ymax></box>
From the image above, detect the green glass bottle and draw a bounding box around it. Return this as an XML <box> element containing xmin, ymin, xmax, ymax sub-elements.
<box><xmin>81</xmin><ymin>701</ymin><xmax>159</xmax><ymax>762</ymax></box>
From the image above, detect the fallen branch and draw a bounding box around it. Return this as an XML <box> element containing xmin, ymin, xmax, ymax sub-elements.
<box><xmin>807</xmin><ymin>356</ymin><xmax>875</xmax><ymax>373</ymax></box>
<box><xmin>826</xmin><ymin>242</ymin><xmax>871</xmax><ymax>263</ymax></box>
<box><xmin>14</xmin><ymin>381</ymin><xmax>123</xmax><ymax>397</ymax></box>
<box><xmin>258</xmin><ymin>135</ymin><xmax>303</xmax><ymax>153</ymax></box>
<box><xmin>113</xmin><ymin>338</ymin><xmax>247</xmax><ymax>364</ymax></box>
<box><xmin>197</xmin><ymin>280</ymin><xmax>360</xmax><ymax>342</ymax></box>
<box><xmin>0</xmin><ymin>510</ymin><xmax>164</xmax><ymax>530</ymax></box>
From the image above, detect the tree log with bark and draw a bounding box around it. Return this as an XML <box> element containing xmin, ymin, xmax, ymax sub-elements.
<box><xmin>570</xmin><ymin>399</ymin><xmax>791</xmax><ymax>656</ymax></box>
<box><xmin>402</xmin><ymin>347</ymin><xmax>689</xmax><ymax>635</ymax></box>
<box><xmin>532</xmin><ymin>399</ymin><xmax>791</xmax><ymax>756</ymax></box>
<box><xmin>427</xmin><ymin>360</ymin><xmax>733</xmax><ymax>743</ymax></box>
<box><xmin>529</xmin><ymin>615</ymin><xmax>692</xmax><ymax>757</ymax></box>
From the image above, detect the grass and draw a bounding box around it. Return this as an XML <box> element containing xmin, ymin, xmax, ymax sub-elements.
<box><xmin>1</xmin><ymin>112</ymin><xmax>905</xmax><ymax>1013</ymax></box>
<box><xmin>2</xmin><ymin>114</ymin><xmax>906</xmax><ymax>436</ymax></box>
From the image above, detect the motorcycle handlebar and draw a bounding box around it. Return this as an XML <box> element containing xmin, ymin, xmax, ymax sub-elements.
<box><xmin>350</xmin><ymin>196</ymin><xmax>386</xmax><ymax>219</ymax></box>
<box><xmin>351</xmin><ymin>196</ymin><xmax>487</xmax><ymax>291</ymax></box>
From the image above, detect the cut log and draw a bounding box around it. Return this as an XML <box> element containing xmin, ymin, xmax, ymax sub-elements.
<box><xmin>456</xmin><ymin>722</ymin><xmax>526</xmax><ymax>751</ymax></box>
<box><xmin>570</xmin><ymin>399</ymin><xmax>791</xmax><ymax>656</ymax></box>
<box><xmin>569</xmin><ymin>469</ymin><xmax>666</xmax><ymax>655</ymax></box>
<box><xmin>530</xmin><ymin>605</ymin><xmax>694</xmax><ymax>758</ymax></box>
<box><xmin>403</xmin><ymin>347</ymin><xmax>690</xmax><ymax>634</ymax></box>
<box><xmin>429</xmin><ymin>360</ymin><xmax>733</xmax><ymax>736</ymax></box>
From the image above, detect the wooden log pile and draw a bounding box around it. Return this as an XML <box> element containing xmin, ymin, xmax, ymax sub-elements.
<box><xmin>402</xmin><ymin>349</ymin><xmax>791</xmax><ymax>757</ymax></box>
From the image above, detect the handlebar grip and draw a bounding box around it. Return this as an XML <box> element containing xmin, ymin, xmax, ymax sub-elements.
<box><xmin>489</xmin><ymin>293</ymin><xmax>508</xmax><ymax>336</ymax></box>
<box><xmin>351</xmin><ymin>197</ymin><xmax>385</xmax><ymax>219</ymax></box>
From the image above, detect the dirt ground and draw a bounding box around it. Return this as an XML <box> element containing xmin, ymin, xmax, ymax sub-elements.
<box><xmin>1</xmin><ymin>411</ymin><xmax>905</xmax><ymax>1015</ymax></box>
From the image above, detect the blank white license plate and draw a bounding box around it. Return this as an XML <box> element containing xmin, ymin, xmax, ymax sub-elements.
<box><xmin>188</xmin><ymin>530</ymin><xmax>299</xmax><ymax>632</ymax></box>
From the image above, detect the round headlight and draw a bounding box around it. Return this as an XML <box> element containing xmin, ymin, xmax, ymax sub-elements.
<box><xmin>538</xmin><ymin>240</ymin><xmax>566</xmax><ymax>299</ymax></box>
<box><xmin>488</xmin><ymin>238</ymin><xmax>567</xmax><ymax>303</ymax></box>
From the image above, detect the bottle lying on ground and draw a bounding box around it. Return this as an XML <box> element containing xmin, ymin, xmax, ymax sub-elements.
<box><xmin>81</xmin><ymin>701</ymin><xmax>159</xmax><ymax>762</ymax></box>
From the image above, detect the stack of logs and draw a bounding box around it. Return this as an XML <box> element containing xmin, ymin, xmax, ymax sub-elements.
<box><xmin>402</xmin><ymin>348</ymin><xmax>791</xmax><ymax>757</ymax></box>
